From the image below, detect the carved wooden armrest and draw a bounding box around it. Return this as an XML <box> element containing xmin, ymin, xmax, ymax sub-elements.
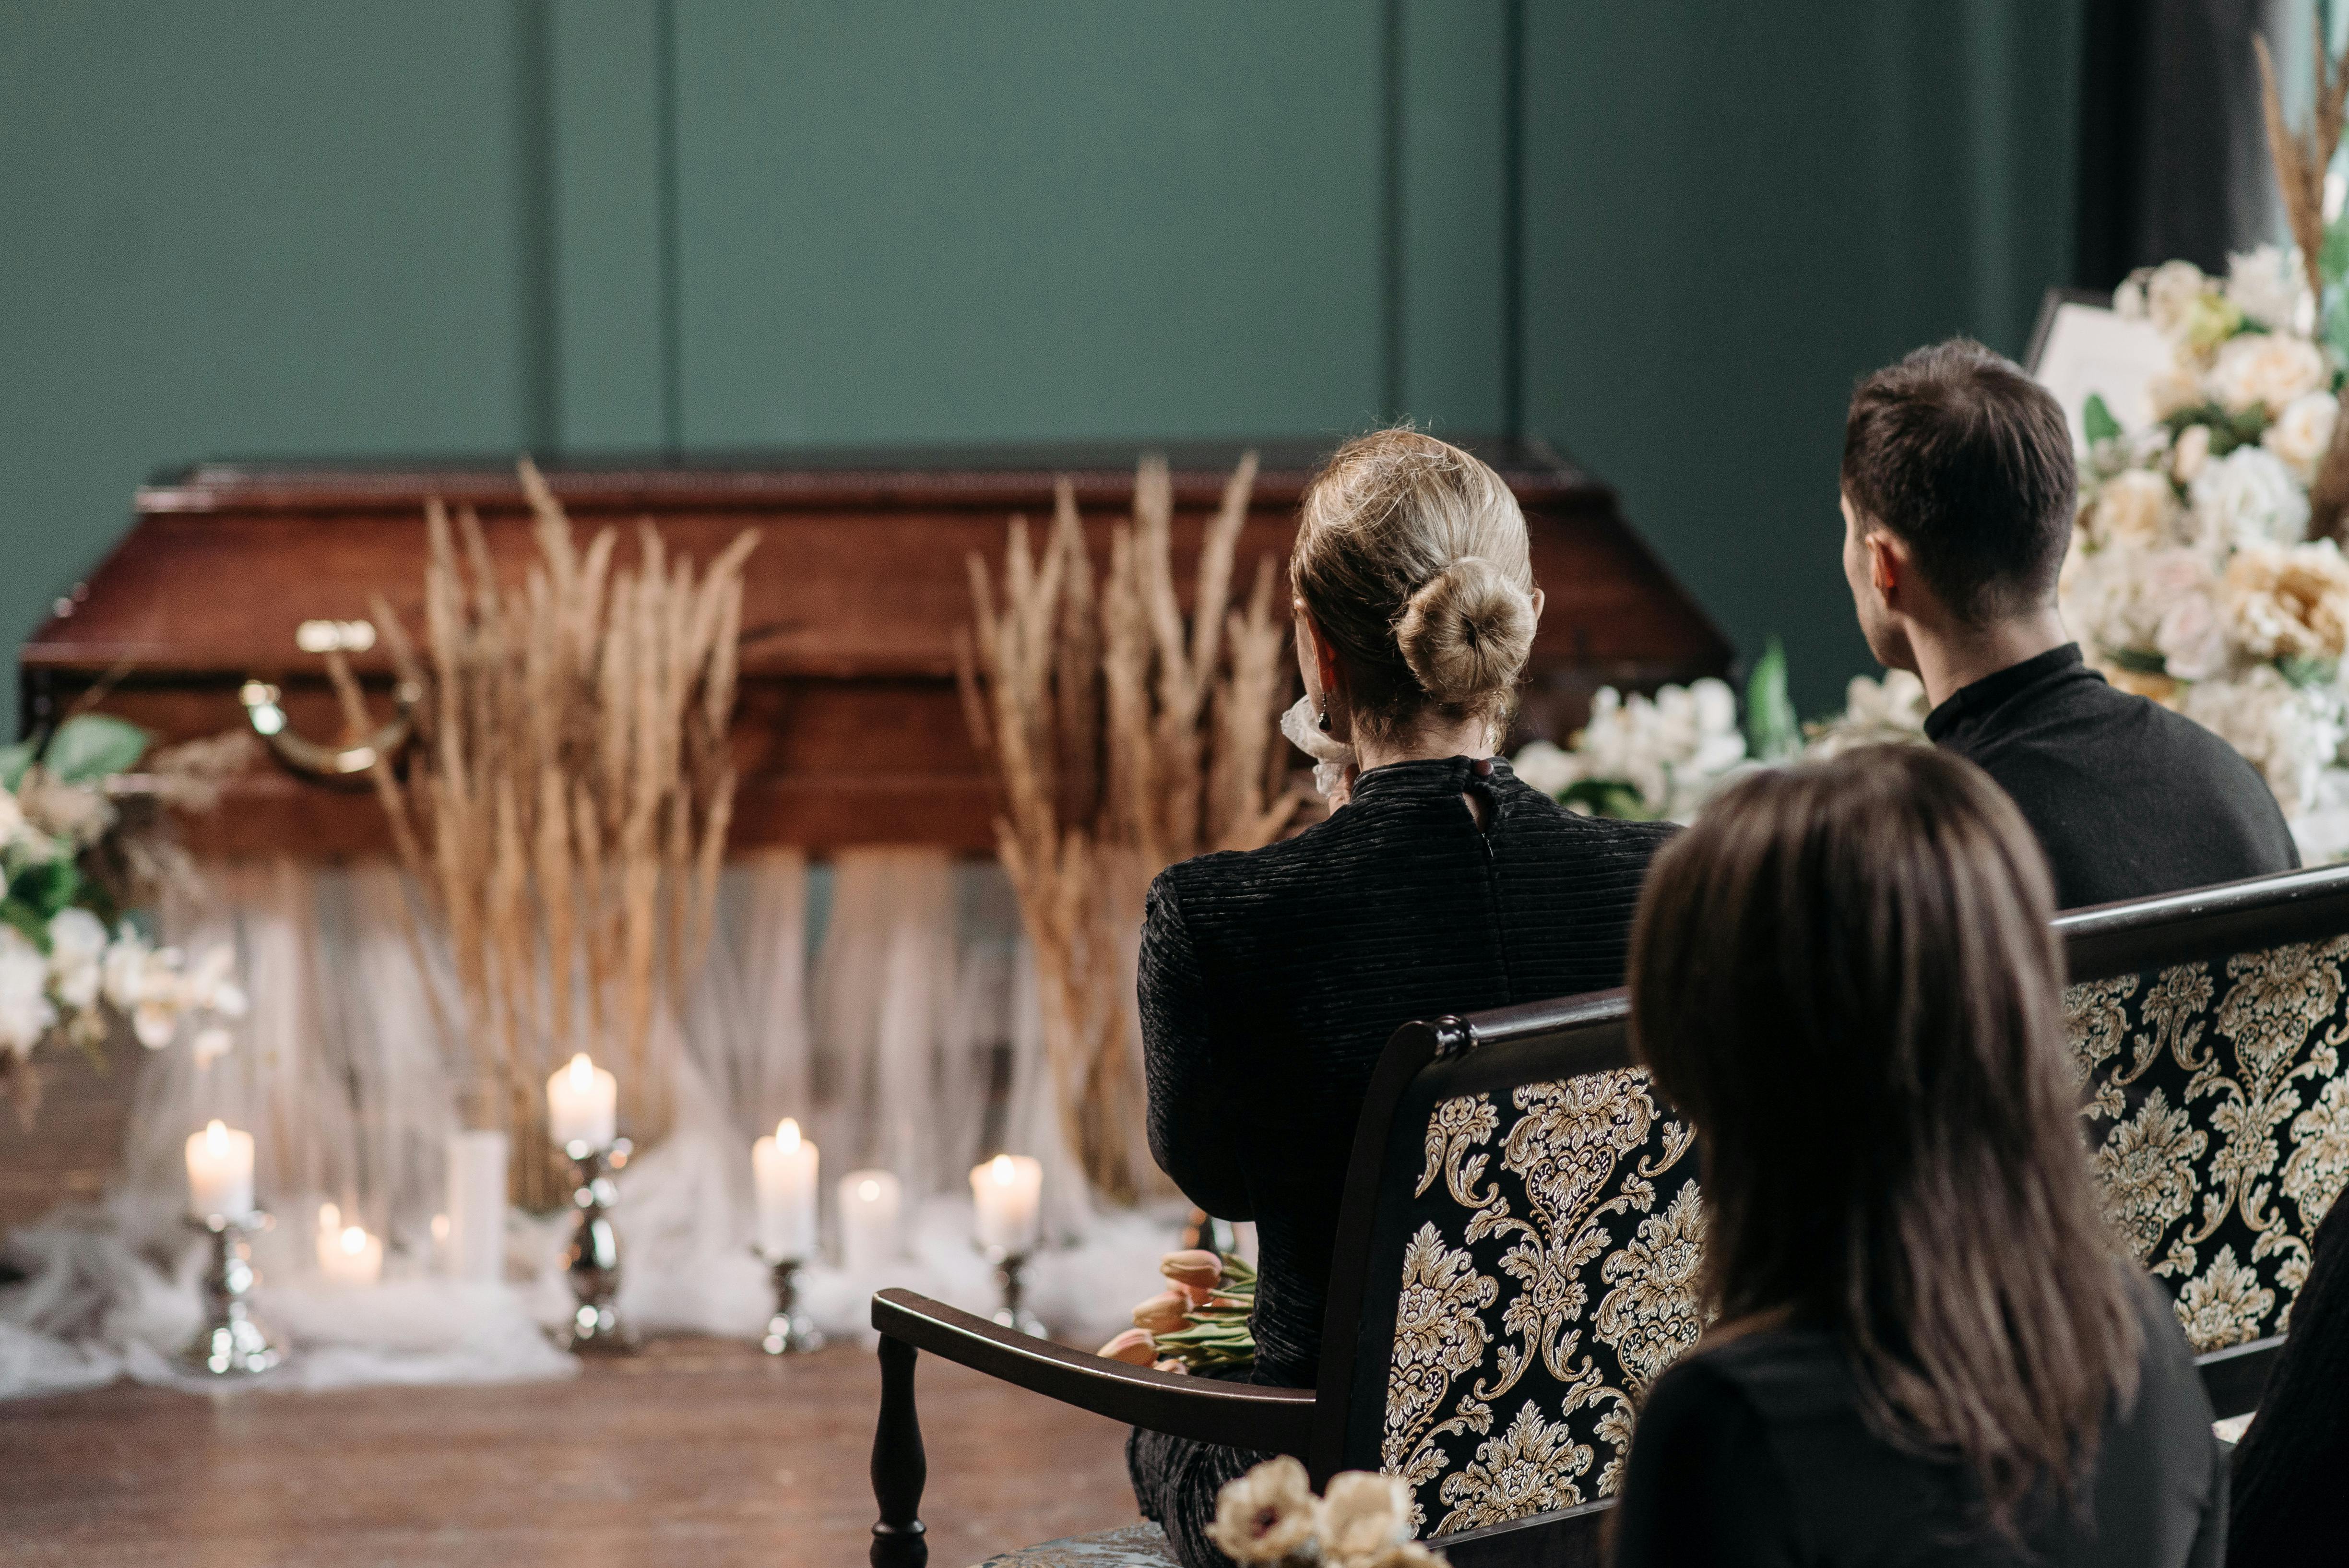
<box><xmin>867</xmin><ymin>1288</ymin><xmax>1317</xmax><ymax>1568</ymax></box>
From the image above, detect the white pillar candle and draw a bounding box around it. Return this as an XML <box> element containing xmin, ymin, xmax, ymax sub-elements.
<box><xmin>445</xmin><ymin>1128</ymin><xmax>510</xmax><ymax>1283</ymax></box>
<box><xmin>971</xmin><ymin>1154</ymin><xmax>1043</xmax><ymax>1254</ymax></box>
<box><xmin>839</xmin><ymin>1168</ymin><xmax>902</xmax><ymax>1275</ymax></box>
<box><xmin>185</xmin><ymin>1119</ymin><xmax>254</xmax><ymax>1220</ymax></box>
<box><xmin>753</xmin><ymin>1118</ymin><xmax>820</xmax><ymax>1260</ymax></box>
<box><xmin>546</xmin><ymin>1053</ymin><xmax>617</xmax><ymax>1150</ymax></box>
<box><xmin>318</xmin><ymin>1223</ymin><xmax>384</xmax><ymax>1286</ymax></box>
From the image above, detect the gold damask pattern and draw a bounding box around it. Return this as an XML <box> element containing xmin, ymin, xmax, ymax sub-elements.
<box><xmin>2064</xmin><ymin>936</ymin><xmax>2349</xmax><ymax>1349</ymax></box>
<box><xmin>1382</xmin><ymin>1070</ymin><xmax>1699</xmax><ymax>1537</ymax></box>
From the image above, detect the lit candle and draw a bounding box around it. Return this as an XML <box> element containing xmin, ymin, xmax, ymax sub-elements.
<box><xmin>546</xmin><ymin>1053</ymin><xmax>617</xmax><ymax>1150</ymax></box>
<box><xmin>317</xmin><ymin>1223</ymin><xmax>384</xmax><ymax>1286</ymax></box>
<box><xmin>753</xmin><ymin>1118</ymin><xmax>820</xmax><ymax>1260</ymax></box>
<box><xmin>839</xmin><ymin>1169</ymin><xmax>902</xmax><ymax>1275</ymax></box>
<box><xmin>971</xmin><ymin>1154</ymin><xmax>1043</xmax><ymax>1254</ymax></box>
<box><xmin>184</xmin><ymin>1119</ymin><xmax>255</xmax><ymax>1220</ymax></box>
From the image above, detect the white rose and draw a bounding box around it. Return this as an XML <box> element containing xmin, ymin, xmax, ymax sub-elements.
<box><xmin>100</xmin><ymin>927</ymin><xmax>152</xmax><ymax>1013</ymax></box>
<box><xmin>2172</xmin><ymin>424</ymin><xmax>2213</xmax><ymax>484</ymax></box>
<box><xmin>2228</xmin><ymin>245</ymin><xmax>2309</xmax><ymax>332</ymax></box>
<box><xmin>45</xmin><ymin>907</ymin><xmax>107</xmax><ymax>1012</ymax></box>
<box><xmin>1320</xmin><ymin>1471</ymin><xmax>1413</xmax><ymax>1568</ymax></box>
<box><xmin>2263</xmin><ymin>392</ymin><xmax>2339</xmax><ymax>481</ymax></box>
<box><xmin>2208</xmin><ymin>331</ymin><xmax>2329</xmax><ymax>414</ymax></box>
<box><xmin>2155</xmin><ymin>589</ymin><xmax>2230</xmax><ymax>680</ymax></box>
<box><xmin>2192</xmin><ymin>446</ymin><xmax>2311</xmax><ymax>551</ymax></box>
<box><xmin>2181</xmin><ymin>665</ymin><xmax>2343</xmax><ymax>818</ymax></box>
<box><xmin>1207</xmin><ymin>1458</ymin><xmax>1321</xmax><ymax>1566</ymax></box>
<box><xmin>1508</xmin><ymin>739</ymin><xmax>1576</xmax><ymax>797</ymax></box>
<box><xmin>2142</xmin><ymin>261</ymin><xmax>2208</xmax><ymax>336</ymax></box>
<box><xmin>0</xmin><ymin>927</ymin><xmax>58</xmax><ymax>1060</ymax></box>
<box><xmin>2089</xmin><ymin>468</ymin><xmax>2183</xmax><ymax>548</ymax></box>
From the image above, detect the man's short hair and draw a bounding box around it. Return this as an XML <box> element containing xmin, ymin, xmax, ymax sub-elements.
<box><xmin>1841</xmin><ymin>338</ymin><xmax>2076</xmax><ymax>623</ymax></box>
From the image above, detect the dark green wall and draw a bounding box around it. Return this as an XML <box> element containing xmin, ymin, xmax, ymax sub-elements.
<box><xmin>0</xmin><ymin>0</ymin><xmax>2084</xmax><ymax>728</ymax></box>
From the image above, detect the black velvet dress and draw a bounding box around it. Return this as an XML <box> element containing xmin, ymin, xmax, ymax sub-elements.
<box><xmin>2226</xmin><ymin>1190</ymin><xmax>2349</xmax><ymax>1567</ymax></box>
<box><xmin>1127</xmin><ymin>756</ymin><xmax>1673</xmax><ymax>1568</ymax></box>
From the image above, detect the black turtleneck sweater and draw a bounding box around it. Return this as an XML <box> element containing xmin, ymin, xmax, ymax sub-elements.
<box><xmin>1925</xmin><ymin>644</ymin><xmax>2298</xmax><ymax>911</ymax></box>
<box><xmin>1136</xmin><ymin>755</ymin><xmax>1672</xmax><ymax>1390</ymax></box>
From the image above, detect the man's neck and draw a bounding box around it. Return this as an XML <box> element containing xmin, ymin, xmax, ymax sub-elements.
<box><xmin>1908</xmin><ymin>609</ymin><xmax>2070</xmax><ymax>709</ymax></box>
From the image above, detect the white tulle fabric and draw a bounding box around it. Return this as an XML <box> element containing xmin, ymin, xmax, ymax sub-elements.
<box><xmin>0</xmin><ymin>850</ymin><xmax>1182</xmax><ymax>1399</ymax></box>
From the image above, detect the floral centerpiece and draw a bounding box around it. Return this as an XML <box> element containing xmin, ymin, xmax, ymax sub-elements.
<box><xmin>0</xmin><ymin>713</ymin><xmax>252</xmax><ymax>1117</ymax></box>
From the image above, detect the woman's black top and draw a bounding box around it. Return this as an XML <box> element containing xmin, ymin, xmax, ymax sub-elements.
<box><xmin>1138</xmin><ymin>755</ymin><xmax>1672</xmax><ymax>1390</ymax></box>
<box><xmin>2227</xmin><ymin>1190</ymin><xmax>2349</xmax><ymax>1567</ymax></box>
<box><xmin>1613</xmin><ymin>1276</ymin><xmax>2228</xmax><ymax>1568</ymax></box>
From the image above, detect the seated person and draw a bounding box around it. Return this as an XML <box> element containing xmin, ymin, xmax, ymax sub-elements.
<box><xmin>1840</xmin><ymin>338</ymin><xmax>2296</xmax><ymax>908</ymax></box>
<box><xmin>1613</xmin><ymin>745</ymin><xmax>2228</xmax><ymax>1567</ymax></box>
<box><xmin>1128</xmin><ymin>429</ymin><xmax>1675</xmax><ymax>1568</ymax></box>
<box><xmin>2225</xmin><ymin>1188</ymin><xmax>2349</xmax><ymax>1567</ymax></box>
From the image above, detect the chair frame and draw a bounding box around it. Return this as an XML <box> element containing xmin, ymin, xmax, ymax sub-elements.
<box><xmin>868</xmin><ymin>864</ymin><xmax>2349</xmax><ymax>1568</ymax></box>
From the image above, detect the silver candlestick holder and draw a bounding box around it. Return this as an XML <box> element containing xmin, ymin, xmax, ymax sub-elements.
<box><xmin>986</xmin><ymin>1247</ymin><xmax>1045</xmax><ymax>1338</ymax></box>
<box><xmin>180</xmin><ymin>1212</ymin><xmax>286</xmax><ymax>1377</ymax></box>
<box><xmin>558</xmin><ymin>1137</ymin><xmax>638</xmax><ymax>1354</ymax></box>
<box><xmin>752</xmin><ymin>1249</ymin><xmax>824</xmax><ymax>1354</ymax></box>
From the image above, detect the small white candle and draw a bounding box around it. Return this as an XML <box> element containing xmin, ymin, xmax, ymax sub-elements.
<box><xmin>444</xmin><ymin>1128</ymin><xmax>509</xmax><ymax>1283</ymax></box>
<box><xmin>185</xmin><ymin>1119</ymin><xmax>255</xmax><ymax>1220</ymax></box>
<box><xmin>546</xmin><ymin>1053</ymin><xmax>617</xmax><ymax>1149</ymax></box>
<box><xmin>317</xmin><ymin>1223</ymin><xmax>384</xmax><ymax>1286</ymax></box>
<box><xmin>839</xmin><ymin>1168</ymin><xmax>902</xmax><ymax>1275</ymax></box>
<box><xmin>971</xmin><ymin>1153</ymin><xmax>1043</xmax><ymax>1254</ymax></box>
<box><xmin>754</xmin><ymin>1118</ymin><xmax>820</xmax><ymax>1260</ymax></box>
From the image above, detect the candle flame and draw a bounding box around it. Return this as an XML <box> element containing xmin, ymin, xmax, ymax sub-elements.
<box><xmin>319</xmin><ymin>1201</ymin><xmax>340</xmax><ymax>1232</ymax></box>
<box><xmin>340</xmin><ymin>1225</ymin><xmax>367</xmax><ymax>1256</ymax></box>
<box><xmin>431</xmin><ymin>1213</ymin><xmax>450</xmax><ymax>1242</ymax></box>
<box><xmin>857</xmin><ymin>1178</ymin><xmax>880</xmax><ymax>1202</ymax></box>
<box><xmin>567</xmin><ymin>1053</ymin><xmax>594</xmax><ymax>1088</ymax></box>
<box><xmin>777</xmin><ymin>1117</ymin><xmax>800</xmax><ymax>1152</ymax></box>
<box><xmin>204</xmin><ymin>1119</ymin><xmax>228</xmax><ymax>1153</ymax></box>
<box><xmin>990</xmin><ymin>1154</ymin><xmax>1017</xmax><ymax>1185</ymax></box>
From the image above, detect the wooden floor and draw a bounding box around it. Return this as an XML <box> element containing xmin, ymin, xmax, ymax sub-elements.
<box><xmin>0</xmin><ymin>1337</ymin><xmax>1140</xmax><ymax>1568</ymax></box>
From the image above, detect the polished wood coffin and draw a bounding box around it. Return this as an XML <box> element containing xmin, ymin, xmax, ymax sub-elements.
<box><xmin>21</xmin><ymin>439</ymin><xmax>1731</xmax><ymax>859</ymax></box>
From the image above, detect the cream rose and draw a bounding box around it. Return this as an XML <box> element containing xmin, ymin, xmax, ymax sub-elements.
<box><xmin>1208</xmin><ymin>1457</ymin><xmax>1321</xmax><ymax>1566</ymax></box>
<box><xmin>2089</xmin><ymin>469</ymin><xmax>2183</xmax><ymax>549</ymax></box>
<box><xmin>2172</xmin><ymin>424</ymin><xmax>2213</xmax><ymax>484</ymax></box>
<box><xmin>2221</xmin><ymin>540</ymin><xmax>2349</xmax><ymax>661</ymax></box>
<box><xmin>2155</xmin><ymin>589</ymin><xmax>2230</xmax><ymax>681</ymax></box>
<box><xmin>1320</xmin><ymin>1471</ymin><xmax>1413</xmax><ymax>1568</ymax></box>
<box><xmin>2263</xmin><ymin>392</ymin><xmax>2339</xmax><ymax>481</ymax></box>
<box><xmin>2141</xmin><ymin>260</ymin><xmax>2208</xmax><ymax>335</ymax></box>
<box><xmin>2229</xmin><ymin>245</ymin><xmax>2309</xmax><ymax>333</ymax></box>
<box><xmin>2147</xmin><ymin>365</ymin><xmax>2206</xmax><ymax>421</ymax></box>
<box><xmin>2208</xmin><ymin>331</ymin><xmax>2328</xmax><ymax>413</ymax></box>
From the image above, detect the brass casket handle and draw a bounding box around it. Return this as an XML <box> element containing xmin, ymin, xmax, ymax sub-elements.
<box><xmin>240</xmin><ymin>677</ymin><xmax>420</xmax><ymax>778</ymax></box>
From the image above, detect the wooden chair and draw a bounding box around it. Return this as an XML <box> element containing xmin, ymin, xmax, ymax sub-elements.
<box><xmin>867</xmin><ymin>864</ymin><xmax>2349</xmax><ymax>1568</ymax></box>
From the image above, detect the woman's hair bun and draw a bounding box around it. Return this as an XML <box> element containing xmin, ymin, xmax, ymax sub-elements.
<box><xmin>1395</xmin><ymin>555</ymin><xmax>1535</xmax><ymax>708</ymax></box>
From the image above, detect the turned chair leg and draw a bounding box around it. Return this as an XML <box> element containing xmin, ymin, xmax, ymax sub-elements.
<box><xmin>871</xmin><ymin>1334</ymin><xmax>929</xmax><ymax>1568</ymax></box>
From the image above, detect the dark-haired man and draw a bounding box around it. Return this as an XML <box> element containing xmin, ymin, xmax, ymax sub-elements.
<box><xmin>1839</xmin><ymin>337</ymin><xmax>2297</xmax><ymax>909</ymax></box>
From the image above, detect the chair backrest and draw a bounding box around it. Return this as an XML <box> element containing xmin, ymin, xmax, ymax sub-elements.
<box><xmin>1311</xmin><ymin>864</ymin><xmax>2349</xmax><ymax>1546</ymax></box>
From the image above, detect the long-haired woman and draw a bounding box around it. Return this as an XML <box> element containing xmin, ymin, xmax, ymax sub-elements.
<box><xmin>1128</xmin><ymin>430</ymin><xmax>1675</xmax><ymax>1568</ymax></box>
<box><xmin>1616</xmin><ymin>745</ymin><xmax>2226</xmax><ymax>1565</ymax></box>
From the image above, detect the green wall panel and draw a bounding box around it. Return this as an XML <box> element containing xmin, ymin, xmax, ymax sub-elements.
<box><xmin>0</xmin><ymin>0</ymin><xmax>540</xmax><ymax>730</ymax></box>
<box><xmin>670</xmin><ymin>0</ymin><xmax>1388</xmax><ymax>445</ymax></box>
<box><xmin>1521</xmin><ymin>0</ymin><xmax>2085</xmax><ymax>715</ymax></box>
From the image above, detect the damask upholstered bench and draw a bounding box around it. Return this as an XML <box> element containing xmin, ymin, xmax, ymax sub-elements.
<box><xmin>868</xmin><ymin>864</ymin><xmax>2349</xmax><ymax>1568</ymax></box>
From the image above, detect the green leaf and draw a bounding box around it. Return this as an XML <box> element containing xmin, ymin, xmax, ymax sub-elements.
<box><xmin>1744</xmin><ymin>637</ymin><xmax>1801</xmax><ymax>762</ymax></box>
<box><xmin>1556</xmin><ymin>779</ymin><xmax>1656</xmax><ymax>820</ymax></box>
<box><xmin>0</xmin><ymin>896</ymin><xmax>50</xmax><ymax>952</ymax></box>
<box><xmin>8</xmin><ymin>858</ymin><xmax>79</xmax><ymax>921</ymax></box>
<box><xmin>42</xmin><ymin>714</ymin><xmax>147</xmax><ymax>784</ymax></box>
<box><xmin>2280</xmin><ymin>655</ymin><xmax>2340</xmax><ymax>689</ymax></box>
<box><xmin>2083</xmin><ymin>393</ymin><xmax>2123</xmax><ymax>447</ymax></box>
<box><xmin>0</xmin><ymin>743</ymin><xmax>31</xmax><ymax>794</ymax></box>
<box><xmin>2106</xmin><ymin>646</ymin><xmax>2169</xmax><ymax>677</ymax></box>
<box><xmin>2324</xmin><ymin>212</ymin><xmax>2349</xmax><ymax>290</ymax></box>
<box><xmin>2326</xmin><ymin>287</ymin><xmax>2349</xmax><ymax>381</ymax></box>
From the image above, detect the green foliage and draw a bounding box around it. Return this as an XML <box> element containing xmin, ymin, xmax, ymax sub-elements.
<box><xmin>2083</xmin><ymin>393</ymin><xmax>2123</xmax><ymax>447</ymax></box>
<box><xmin>2107</xmin><ymin>646</ymin><xmax>2170</xmax><ymax>677</ymax></box>
<box><xmin>0</xmin><ymin>742</ymin><xmax>30</xmax><ymax>793</ymax></box>
<box><xmin>1557</xmin><ymin>778</ymin><xmax>1658</xmax><ymax>820</ymax></box>
<box><xmin>2162</xmin><ymin>401</ymin><xmax>2271</xmax><ymax>459</ymax></box>
<box><xmin>2279</xmin><ymin>655</ymin><xmax>2340</xmax><ymax>689</ymax></box>
<box><xmin>1150</xmin><ymin>1251</ymin><xmax>1259</xmax><ymax>1372</ymax></box>
<box><xmin>41</xmin><ymin>714</ymin><xmax>148</xmax><ymax>785</ymax></box>
<box><xmin>1744</xmin><ymin>637</ymin><xmax>1801</xmax><ymax>762</ymax></box>
<box><xmin>9</xmin><ymin>857</ymin><xmax>81</xmax><ymax>922</ymax></box>
<box><xmin>0</xmin><ymin>898</ymin><xmax>47</xmax><ymax>951</ymax></box>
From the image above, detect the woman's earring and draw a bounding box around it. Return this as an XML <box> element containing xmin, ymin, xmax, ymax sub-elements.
<box><xmin>1317</xmin><ymin>705</ymin><xmax>1332</xmax><ymax>734</ymax></box>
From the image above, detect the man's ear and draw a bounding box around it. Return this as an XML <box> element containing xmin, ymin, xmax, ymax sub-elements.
<box><xmin>1865</xmin><ymin>529</ymin><xmax>1909</xmax><ymax>604</ymax></box>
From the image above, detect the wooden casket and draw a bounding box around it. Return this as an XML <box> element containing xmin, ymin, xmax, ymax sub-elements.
<box><xmin>21</xmin><ymin>439</ymin><xmax>1730</xmax><ymax>859</ymax></box>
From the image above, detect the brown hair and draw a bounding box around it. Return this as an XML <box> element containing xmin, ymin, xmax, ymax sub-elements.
<box><xmin>1628</xmin><ymin>746</ymin><xmax>2140</xmax><ymax>1530</ymax></box>
<box><xmin>1291</xmin><ymin>429</ymin><xmax>1537</xmax><ymax>740</ymax></box>
<box><xmin>1842</xmin><ymin>338</ymin><xmax>2077</xmax><ymax>623</ymax></box>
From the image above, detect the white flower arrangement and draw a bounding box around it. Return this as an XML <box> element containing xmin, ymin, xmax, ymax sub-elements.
<box><xmin>1208</xmin><ymin>1458</ymin><xmax>1443</xmax><ymax>1568</ymax></box>
<box><xmin>2064</xmin><ymin>244</ymin><xmax>2349</xmax><ymax>853</ymax></box>
<box><xmin>0</xmin><ymin>713</ymin><xmax>250</xmax><ymax>1114</ymax></box>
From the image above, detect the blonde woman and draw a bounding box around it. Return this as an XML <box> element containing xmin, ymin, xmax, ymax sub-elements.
<box><xmin>1129</xmin><ymin>430</ymin><xmax>1675</xmax><ymax>1568</ymax></box>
